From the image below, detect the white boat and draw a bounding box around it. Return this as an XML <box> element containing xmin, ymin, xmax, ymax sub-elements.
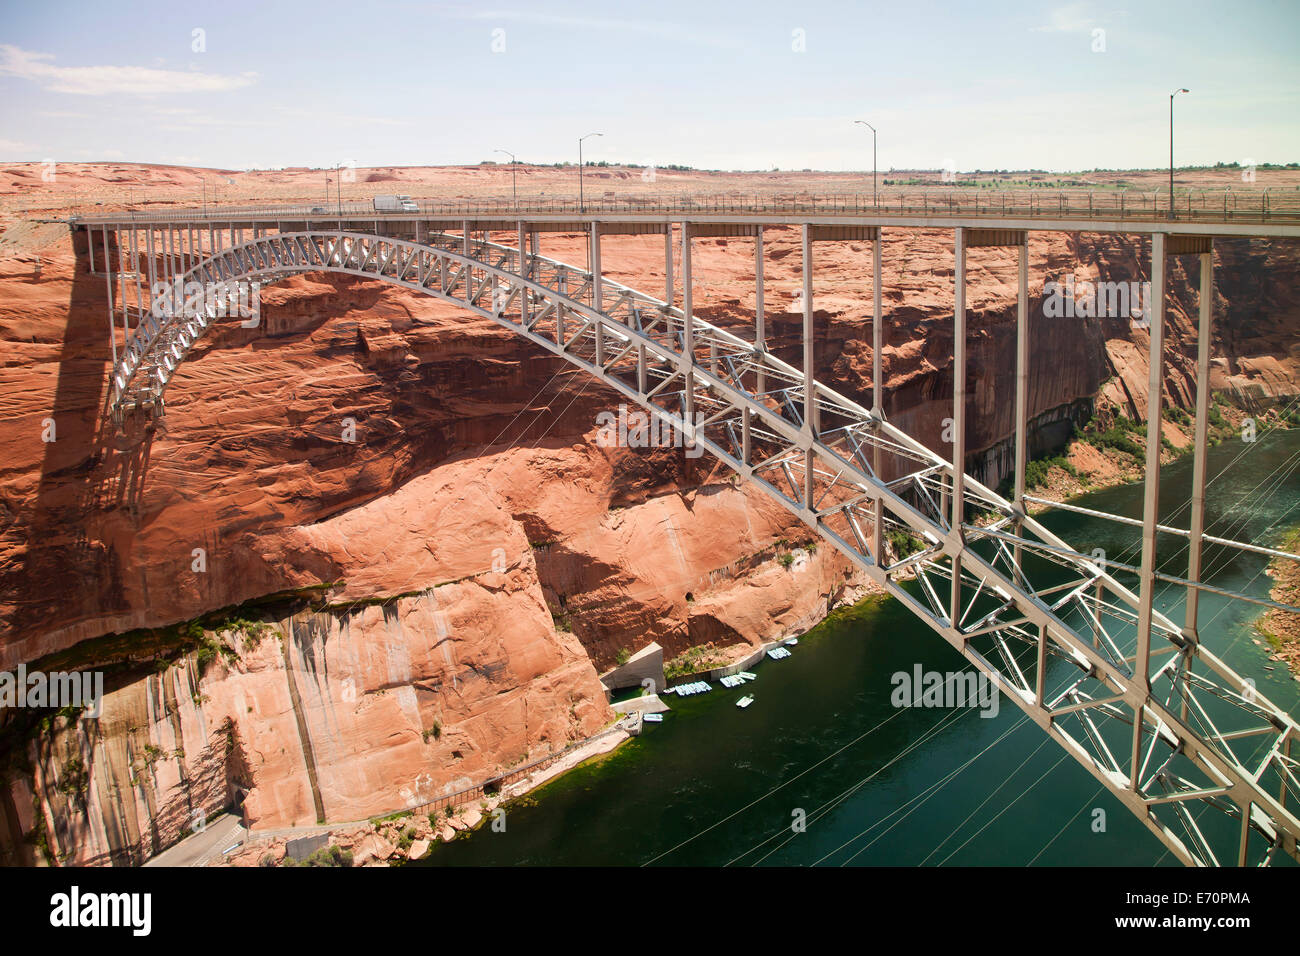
<box><xmin>785</xmin><ymin>637</ymin><xmax>799</xmax><ymax>646</ymax></box>
<box><xmin>643</xmin><ymin>713</ymin><xmax>664</xmax><ymax>723</ymax></box>
<box><xmin>738</xmin><ymin>671</ymin><xmax>757</xmax><ymax>681</ymax></box>
<box><xmin>736</xmin><ymin>695</ymin><xmax>754</xmax><ymax>709</ymax></box>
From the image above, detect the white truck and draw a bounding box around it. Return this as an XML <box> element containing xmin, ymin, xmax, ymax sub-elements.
<box><xmin>373</xmin><ymin>194</ymin><xmax>418</xmax><ymax>213</ymax></box>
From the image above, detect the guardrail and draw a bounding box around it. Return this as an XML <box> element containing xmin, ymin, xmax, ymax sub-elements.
<box><xmin>69</xmin><ymin>186</ymin><xmax>1300</xmax><ymax>225</ymax></box>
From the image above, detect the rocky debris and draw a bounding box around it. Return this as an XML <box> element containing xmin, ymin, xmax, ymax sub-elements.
<box><xmin>352</xmin><ymin>833</ymin><xmax>397</xmax><ymax>866</ymax></box>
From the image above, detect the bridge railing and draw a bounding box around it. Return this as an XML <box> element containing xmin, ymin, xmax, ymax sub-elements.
<box><xmin>71</xmin><ymin>186</ymin><xmax>1300</xmax><ymax>225</ymax></box>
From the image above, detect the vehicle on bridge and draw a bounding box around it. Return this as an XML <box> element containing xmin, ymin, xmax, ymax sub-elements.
<box><xmin>373</xmin><ymin>194</ymin><xmax>418</xmax><ymax>213</ymax></box>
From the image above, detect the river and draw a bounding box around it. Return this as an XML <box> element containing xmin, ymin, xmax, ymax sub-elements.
<box><xmin>421</xmin><ymin>429</ymin><xmax>1300</xmax><ymax>866</ymax></box>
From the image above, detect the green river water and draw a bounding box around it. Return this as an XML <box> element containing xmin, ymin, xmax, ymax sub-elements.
<box><xmin>421</xmin><ymin>429</ymin><xmax>1300</xmax><ymax>866</ymax></box>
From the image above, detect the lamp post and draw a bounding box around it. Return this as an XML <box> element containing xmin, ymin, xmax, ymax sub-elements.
<box><xmin>1169</xmin><ymin>88</ymin><xmax>1188</xmax><ymax>220</ymax></box>
<box><xmin>854</xmin><ymin>120</ymin><xmax>877</xmax><ymax>207</ymax></box>
<box><xmin>495</xmin><ymin>148</ymin><xmax>518</xmax><ymax>208</ymax></box>
<box><xmin>579</xmin><ymin>132</ymin><xmax>603</xmax><ymax>212</ymax></box>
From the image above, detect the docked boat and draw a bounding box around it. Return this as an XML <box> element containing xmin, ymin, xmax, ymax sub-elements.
<box><xmin>643</xmin><ymin>712</ymin><xmax>664</xmax><ymax>723</ymax></box>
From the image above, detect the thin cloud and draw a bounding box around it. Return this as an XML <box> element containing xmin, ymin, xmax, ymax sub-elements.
<box><xmin>461</xmin><ymin>8</ymin><xmax>745</xmax><ymax>49</ymax></box>
<box><xmin>0</xmin><ymin>45</ymin><xmax>257</xmax><ymax>95</ymax></box>
<box><xmin>1031</xmin><ymin>3</ymin><xmax>1096</xmax><ymax>33</ymax></box>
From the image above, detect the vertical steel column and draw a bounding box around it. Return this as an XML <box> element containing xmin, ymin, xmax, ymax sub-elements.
<box><xmin>951</xmin><ymin>227</ymin><xmax>967</xmax><ymax>626</ymax></box>
<box><xmin>591</xmin><ymin>222</ymin><xmax>602</xmax><ymax>312</ymax></box>
<box><xmin>755</xmin><ymin>226</ymin><xmax>765</xmax><ymax>401</ymax></box>
<box><xmin>591</xmin><ymin>221</ymin><xmax>603</xmax><ymax>367</ymax></box>
<box><xmin>87</xmin><ymin>226</ymin><xmax>96</xmax><ymax>274</ymax></box>
<box><xmin>665</xmin><ymin>224</ymin><xmax>674</xmax><ymax>309</ymax></box>
<box><xmin>103</xmin><ymin>227</ymin><xmax>117</xmax><ymax>375</ymax></box>
<box><xmin>802</xmin><ymin>224</ymin><xmax>816</xmax><ymax>512</ymax></box>
<box><xmin>132</xmin><ymin>224</ymin><xmax>144</xmax><ymax>333</ymax></box>
<box><xmin>116</xmin><ymin>224</ymin><xmax>130</xmax><ymax>339</ymax></box>
<box><xmin>1184</xmin><ymin>245</ymin><xmax>1214</xmax><ymax>640</ymax></box>
<box><xmin>682</xmin><ymin>222</ymin><xmax>694</xmax><ymax>424</ymax></box>
<box><xmin>872</xmin><ymin>230</ymin><xmax>884</xmax><ymax>563</ymax></box>
<box><xmin>517</xmin><ymin>221</ymin><xmax>529</xmax><ymax>328</ymax></box>
<box><xmin>801</xmin><ymin>225</ymin><xmax>815</xmax><ymax>431</ymax></box>
<box><xmin>102</xmin><ymin>226</ymin><xmax>116</xmax><ymax>352</ymax></box>
<box><xmin>146</xmin><ymin>227</ymin><xmax>156</xmax><ymax>312</ymax></box>
<box><xmin>1131</xmin><ymin>231</ymin><xmax>1166</xmax><ymax>789</ymax></box>
<box><xmin>1013</xmin><ymin>239</ymin><xmax>1030</xmax><ymax>569</ymax></box>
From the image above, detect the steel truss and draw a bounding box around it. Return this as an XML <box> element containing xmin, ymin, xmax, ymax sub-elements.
<box><xmin>94</xmin><ymin>221</ymin><xmax>1299</xmax><ymax>867</ymax></box>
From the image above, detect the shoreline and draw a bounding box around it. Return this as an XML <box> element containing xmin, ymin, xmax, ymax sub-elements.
<box><xmin>1256</xmin><ymin>526</ymin><xmax>1300</xmax><ymax>681</ymax></box>
<box><xmin>219</xmin><ymin>720</ymin><xmax>634</xmax><ymax>867</ymax></box>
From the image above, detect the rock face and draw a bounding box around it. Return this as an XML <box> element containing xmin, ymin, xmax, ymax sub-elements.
<box><xmin>2</xmin><ymin>173</ymin><xmax>1299</xmax><ymax>865</ymax></box>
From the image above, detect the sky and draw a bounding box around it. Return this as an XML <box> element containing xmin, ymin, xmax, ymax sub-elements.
<box><xmin>1</xmin><ymin>0</ymin><xmax>1297</xmax><ymax>173</ymax></box>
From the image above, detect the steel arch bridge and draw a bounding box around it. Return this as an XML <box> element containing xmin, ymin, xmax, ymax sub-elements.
<box><xmin>74</xmin><ymin>210</ymin><xmax>1300</xmax><ymax>868</ymax></box>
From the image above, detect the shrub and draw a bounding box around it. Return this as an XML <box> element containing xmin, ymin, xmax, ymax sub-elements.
<box><xmin>283</xmin><ymin>845</ymin><xmax>353</xmax><ymax>867</ymax></box>
<box><xmin>886</xmin><ymin>529</ymin><xmax>923</xmax><ymax>560</ymax></box>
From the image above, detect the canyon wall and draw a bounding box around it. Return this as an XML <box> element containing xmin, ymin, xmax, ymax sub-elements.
<box><xmin>2</xmin><ymin>219</ymin><xmax>1298</xmax><ymax>864</ymax></box>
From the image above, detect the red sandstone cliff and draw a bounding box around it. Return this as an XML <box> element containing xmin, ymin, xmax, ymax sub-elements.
<box><xmin>2</xmin><ymin>165</ymin><xmax>1298</xmax><ymax>864</ymax></box>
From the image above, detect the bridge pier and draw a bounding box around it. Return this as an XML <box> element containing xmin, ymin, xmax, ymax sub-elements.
<box><xmin>755</xmin><ymin>225</ymin><xmax>765</xmax><ymax>404</ymax></box>
<box><xmin>1131</xmin><ymin>231</ymin><xmax>1167</xmax><ymax>789</ymax></box>
<box><xmin>682</xmin><ymin>222</ymin><xmax>694</xmax><ymax>424</ymax></box>
<box><xmin>1013</xmin><ymin>238</ymin><xmax>1029</xmax><ymax>571</ymax></box>
<box><xmin>665</xmin><ymin>224</ymin><xmax>674</xmax><ymax>308</ymax></box>
<box><xmin>872</xmin><ymin>228</ymin><xmax>884</xmax><ymax>563</ymax></box>
<box><xmin>590</xmin><ymin>222</ymin><xmax>602</xmax><ymax>314</ymax></box>
<box><xmin>951</xmin><ymin>228</ymin><xmax>967</xmax><ymax>624</ymax></box>
<box><xmin>1182</xmin><ymin>239</ymin><xmax>1215</xmax><ymax>646</ymax></box>
<box><xmin>802</xmin><ymin>224</ymin><xmax>816</xmax><ymax>512</ymax></box>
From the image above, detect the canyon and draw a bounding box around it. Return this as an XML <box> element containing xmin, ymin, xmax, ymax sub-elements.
<box><xmin>1</xmin><ymin>164</ymin><xmax>1298</xmax><ymax>865</ymax></box>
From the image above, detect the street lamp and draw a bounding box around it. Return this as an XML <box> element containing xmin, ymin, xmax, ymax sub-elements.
<box><xmin>495</xmin><ymin>148</ymin><xmax>518</xmax><ymax>208</ymax></box>
<box><xmin>1169</xmin><ymin>88</ymin><xmax>1189</xmax><ymax>219</ymax></box>
<box><xmin>579</xmin><ymin>132</ymin><xmax>603</xmax><ymax>212</ymax></box>
<box><xmin>854</xmin><ymin>120</ymin><xmax>877</xmax><ymax>207</ymax></box>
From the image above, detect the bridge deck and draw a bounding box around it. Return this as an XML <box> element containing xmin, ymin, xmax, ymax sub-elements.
<box><xmin>68</xmin><ymin>190</ymin><xmax>1300</xmax><ymax>238</ymax></box>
